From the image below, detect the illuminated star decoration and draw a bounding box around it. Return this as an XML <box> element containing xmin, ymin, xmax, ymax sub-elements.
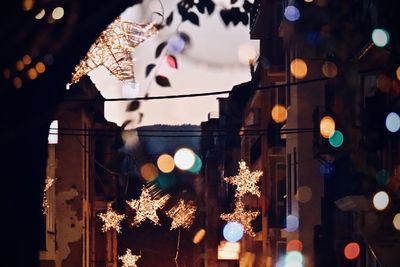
<box><xmin>118</xmin><ymin>248</ymin><xmax>141</xmax><ymax>267</ymax></box>
<box><xmin>126</xmin><ymin>186</ymin><xmax>169</xmax><ymax>226</ymax></box>
<box><xmin>42</xmin><ymin>176</ymin><xmax>56</xmax><ymax>214</ymax></box>
<box><xmin>71</xmin><ymin>17</ymin><xmax>158</xmax><ymax>84</ymax></box>
<box><xmin>224</xmin><ymin>161</ymin><xmax>262</xmax><ymax>198</ymax></box>
<box><xmin>220</xmin><ymin>200</ymin><xmax>260</xmax><ymax>237</ymax></box>
<box><xmin>166</xmin><ymin>199</ymin><xmax>197</xmax><ymax>230</ymax></box>
<box><xmin>98</xmin><ymin>204</ymin><xmax>126</xmax><ymax>233</ymax></box>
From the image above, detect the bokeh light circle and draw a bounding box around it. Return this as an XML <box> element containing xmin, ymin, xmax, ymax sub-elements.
<box><xmin>157</xmin><ymin>154</ymin><xmax>175</xmax><ymax>173</ymax></box>
<box><xmin>373</xmin><ymin>191</ymin><xmax>389</xmax><ymax>210</ymax></box>
<box><xmin>284</xmin><ymin>262</ymin><xmax>302</xmax><ymax>267</ymax></box>
<box><xmin>271</xmin><ymin>104</ymin><xmax>288</xmax><ymax>123</ymax></box>
<box><xmin>52</xmin><ymin>7</ymin><xmax>64</xmax><ymax>20</ymax></box>
<box><xmin>285</xmin><ymin>251</ymin><xmax>303</xmax><ymax>264</ymax></box>
<box><xmin>223</xmin><ymin>222</ymin><xmax>244</xmax><ymax>242</ymax></box>
<box><xmin>290</xmin><ymin>59</ymin><xmax>308</xmax><ymax>79</ymax></box>
<box><xmin>320</xmin><ymin>116</ymin><xmax>335</xmax><ymax>138</ymax></box>
<box><xmin>188</xmin><ymin>154</ymin><xmax>202</xmax><ymax>174</ymax></box>
<box><xmin>287</xmin><ymin>240</ymin><xmax>303</xmax><ymax>252</ymax></box>
<box><xmin>174</xmin><ymin>148</ymin><xmax>196</xmax><ymax>170</ymax></box>
<box><xmin>385</xmin><ymin>112</ymin><xmax>400</xmax><ymax>133</ymax></box>
<box><xmin>396</xmin><ymin>66</ymin><xmax>400</xmax><ymax>80</ymax></box>
<box><xmin>393</xmin><ymin>213</ymin><xmax>400</xmax><ymax>231</ymax></box>
<box><xmin>284</xmin><ymin>6</ymin><xmax>300</xmax><ymax>22</ymax></box>
<box><xmin>329</xmin><ymin>130</ymin><xmax>344</xmax><ymax>148</ymax></box>
<box><xmin>140</xmin><ymin>163</ymin><xmax>158</xmax><ymax>181</ymax></box>
<box><xmin>296</xmin><ymin>186</ymin><xmax>312</xmax><ymax>203</ymax></box>
<box><xmin>286</xmin><ymin>215</ymin><xmax>299</xmax><ymax>232</ymax></box>
<box><xmin>344</xmin><ymin>242</ymin><xmax>360</xmax><ymax>260</ymax></box>
<box><xmin>157</xmin><ymin>173</ymin><xmax>177</xmax><ymax>189</ymax></box>
<box><xmin>193</xmin><ymin>229</ymin><xmax>206</xmax><ymax>244</ymax></box>
<box><xmin>372</xmin><ymin>29</ymin><xmax>390</xmax><ymax>47</ymax></box>
<box><xmin>322</xmin><ymin>61</ymin><xmax>338</xmax><ymax>78</ymax></box>
<box><xmin>167</xmin><ymin>34</ymin><xmax>186</xmax><ymax>54</ymax></box>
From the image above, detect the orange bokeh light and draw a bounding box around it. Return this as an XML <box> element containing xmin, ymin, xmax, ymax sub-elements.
<box><xmin>140</xmin><ymin>163</ymin><xmax>158</xmax><ymax>181</ymax></box>
<box><xmin>13</xmin><ymin>77</ymin><xmax>22</xmax><ymax>89</ymax></box>
<box><xmin>22</xmin><ymin>54</ymin><xmax>32</xmax><ymax>65</ymax></box>
<box><xmin>290</xmin><ymin>58</ymin><xmax>308</xmax><ymax>79</ymax></box>
<box><xmin>320</xmin><ymin>116</ymin><xmax>335</xmax><ymax>138</ymax></box>
<box><xmin>35</xmin><ymin>62</ymin><xmax>46</xmax><ymax>73</ymax></box>
<box><xmin>157</xmin><ymin>154</ymin><xmax>175</xmax><ymax>173</ymax></box>
<box><xmin>344</xmin><ymin>242</ymin><xmax>360</xmax><ymax>260</ymax></box>
<box><xmin>287</xmin><ymin>240</ymin><xmax>303</xmax><ymax>252</ymax></box>
<box><xmin>322</xmin><ymin>61</ymin><xmax>338</xmax><ymax>78</ymax></box>
<box><xmin>27</xmin><ymin>68</ymin><xmax>38</xmax><ymax>80</ymax></box>
<box><xmin>271</xmin><ymin>104</ymin><xmax>287</xmax><ymax>123</ymax></box>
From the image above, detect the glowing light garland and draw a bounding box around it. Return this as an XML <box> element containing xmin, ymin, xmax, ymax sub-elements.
<box><xmin>71</xmin><ymin>17</ymin><xmax>158</xmax><ymax>84</ymax></box>
<box><xmin>98</xmin><ymin>204</ymin><xmax>126</xmax><ymax>233</ymax></box>
<box><xmin>224</xmin><ymin>161</ymin><xmax>262</xmax><ymax>198</ymax></box>
<box><xmin>220</xmin><ymin>200</ymin><xmax>260</xmax><ymax>237</ymax></box>
<box><xmin>118</xmin><ymin>248</ymin><xmax>141</xmax><ymax>267</ymax></box>
<box><xmin>126</xmin><ymin>186</ymin><xmax>169</xmax><ymax>226</ymax></box>
<box><xmin>166</xmin><ymin>199</ymin><xmax>197</xmax><ymax>230</ymax></box>
<box><xmin>42</xmin><ymin>176</ymin><xmax>56</xmax><ymax>214</ymax></box>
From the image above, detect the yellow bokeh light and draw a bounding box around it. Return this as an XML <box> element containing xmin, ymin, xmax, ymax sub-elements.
<box><xmin>13</xmin><ymin>77</ymin><xmax>22</xmax><ymax>89</ymax></box>
<box><xmin>140</xmin><ymin>163</ymin><xmax>158</xmax><ymax>181</ymax></box>
<box><xmin>322</xmin><ymin>61</ymin><xmax>338</xmax><ymax>78</ymax></box>
<box><xmin>16</xmin><ymin>60</ymin><xmax>24</xmax><ymax>71</ymax></box>
<box><xmin>290</xmin><ymin>58</ymin><xmax>308</xmax><ymax>79</ymax></box>
<box><xmin>157</xmin><ymin>154</ymin><xmax>175</xmax><ymax>173</ymax></box>
<box><xmin>193</xmin><ymin>228</ymin><xmax>206</xmax><ymax>244</ymax></box>
<box><xmin>396</xmin><ymin>66</ymin><xmax>400</xmax><ymax>81</ymax></box>
<box><xmin>35</xmin><ymin>62</ymin><xmax>46</xmax><ymax>73</ymax></box>
<box><xmin>320</xmin><ymin>116</ymin><xmax>335</xmax><ymax>138</ymax></box>
<box><xmin>271</xmin><ymin>104</ymin><xmax>287</xmax><ymax>123</ymax></box>
<box><xmin>393</xmin><ymin>213</ymin><xmax>400</xmax><ymax>231</ymax></box>
<box><xmin>35</xmin><ymin>9</ymin><xmax>45</xmax><ymax>20</ymax></box>
<box><xmin>52</xmin><ymin>7</ymin><xmax>64</xmax><ymax>20</ymax></box>
<box><xmin>373</xmin><ymin>191</ymin><xmax>389</xmax><ymax>211</ymax></box>
<box><xmin>22</xmin><ymin>0</ymin><xmax>35</xmax><ymax>11</ymax></box>
<box><xmin>174</xmin><ymin>148</ymin><xmax>195</xmax><ymax>170</ymax></box>
<box><xmin>27</xmin><ymin>68</ymin><xmax>38</xmax><ymax>80</ymax></box>
<box><xmin>22</xmin><ymin>54</ymin><xmax>32</xmax><ymax>65</ymax></box>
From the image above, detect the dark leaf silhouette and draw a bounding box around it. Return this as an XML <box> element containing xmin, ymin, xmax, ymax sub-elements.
<box><xmin>240</xmin><ymin>11</ymin><xmax>249</xmax><ymax>25</ymax></box>
<box><xmin>166</xmin><ymin>12</ymin><xmax>174</xmax><ymax>26</ymax></box>
<box><xmin>144</xmin><ymin>93</ymin><xmax>149</xmax><ymax>99</ymax></box>
<box><xmin>187</xmin><ymin>12</ymin><xmax>200</xmax><ymax>26</ymax></box>
<box><xmin>231</xmin><ymin>0</ymin><xmax>238</xmax><ymax>4</ymax></box>
<box><xmin>155</xmin><ymin>75</ymin><xmax>171</xmax><ymax>87</ymax></box>
<box><xmin>126</xmin><ymin>100</ymin><xmax>140</xmax><ymax>112</ymax></box>
<box><xmin>196</xmin><ymin>2</ymin><xmax>206</xmax><ymax>14</ymax></box>
<box><xmin>155</xmin><ymin>41</ymin><xmax>167</xmax><ymax>58</ymax></box>
<box><xmin>138</xmin><ymin>112</ymin><xmax>144</xmax><ymax>124</ymax></box>
<box><xmin>167</xmin><ymin>55</ymin><xmax>178</xmax><ymax>69</ymax></box>
<box><xmin>205</xmin><ymin>0</ymin><xmax>215</xmax><ymax>15</ymax></box>
<box><xmin>243</xmin><ymin>0</ymin><xmax>253</xmax><ymax>13</ymax></box>
<box><xmin>220</xmin><ymin>9</ymin><xmax>232</xmax><ymax>26</ymax></box>
<box><xmin>145</xmin><ymin>64</ymin><xmax>156</xmax><ymax>77</ymax></box>
<box><xmin>179</xmin><ymin>32</ymin><xmax>191</xmax><ymax>45</ymax></box>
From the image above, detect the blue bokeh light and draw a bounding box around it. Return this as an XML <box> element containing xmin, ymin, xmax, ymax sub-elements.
<box><xmin>285</xmin><ymin>215</ymin><xmax>299</xmax><ymax>232</ymax></box>
<box><xmin>223</xmin><ymin>222</ymin><xmax>244</xmax><ymax>242</ymax></box>
<box><xmin>385</xmin><ymin>112</ymin><xmax>400</xmax><ymax>133</ymax></box>
<box><xmin>284</xmin><ymin>6</ymin><xmax>300</xmax><ymax>22</ymax></box>
<box><xmin>167</xmin><ymin>34</ymin><xmax>186</xmax><ymax>54</ymax></box>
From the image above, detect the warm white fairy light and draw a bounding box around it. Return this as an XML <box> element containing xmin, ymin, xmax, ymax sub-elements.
<box><xmin>224</xmin><ymin>161</ymin><xmax>262</xmax><ymax>198</ymax></box>
<box><xmin>166</xmin><ymin>199</ymin><xmax>197</xmax><ymax>230</ymax></box>
<box><xmin>126</xmin><ymin>186</ymin><xmax>169</xmax><ymax>226</ymax></box>
<box><xmin>71</xmin><ymin>17</ymin><xmax>158</xmax><ymax>84</ymax></box>
<box><xmin>118</xmin><ymin>248</ymin><xmax>141</xmax><ymax>267</ymax></box>
<box><xmin>98</xmin><ymin>204</ymin><xmax>126</xmax><ymax>233</ymax></box>
<box><xmin>42</xmin><ymin>176</ymin><xmax>56</xmax><ymax>214</ymax></box>
<box><xmin>220</xmin><ymin>200</ymin><xmax>260</xmax><ymax>237</ymax></box>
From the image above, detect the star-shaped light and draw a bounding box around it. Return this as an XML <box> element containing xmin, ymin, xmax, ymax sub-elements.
<box><xmin>224</xmin><ymin>161</ymin><xmax>262</xmax><ymax>198</ymax></box>
<box><xmin>220</xmin><ymin>200</ymin><xmax>260</xmax><ymax>237</ymax></box>
<box><xmin>98</xmin><ymin>204</ymin><xmax>126</xmax><ymax>233</ymax></box>
<box><xmin>126</xmin><ymin>186</ymin><xmax>169</xmax><ymax>226</ymax></box>
<box><xmin>118</xmin><ymin>248</ymin><xmax>141</xmax><ymax>267</ymax></box>
<box><xmin>71</xmin><ymin>17</ymin><xmax>158</xmax><ymax>84</ymax></box>
<box><xmin>166</xmin><ymin>199</ymin><xmax>197</xmax><ymax>230</ymax></box>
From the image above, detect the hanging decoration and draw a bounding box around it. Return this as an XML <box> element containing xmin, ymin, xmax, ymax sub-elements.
<box><xmin>70</xmin><ymin>17</ymin><xmax>159</xmax><ymax>84</ymax></box>
<box><xmin>118</xmin><ymin>248</ymin><xmax>141</xmax><ymax>267</ymax></box>
<box><xmin>98</xmin><ymin>203</ymin><xmax>126</xmax><ymax>233</ymax></box>
<box><xmin>224</xmin><ymin>161</ymin><xmax>262</xmax><ymax>198</ymax></box>
<box><xmin>126</xmin><ymin>186</ymin><xmax>169</xmax><ymax>226</ymax></box>
<box><xmin>42</xmin><ymin>176</ymin><xmax>56</xmax><ymax>214</ymax></box>
<box><xmin>166</xmin><ymin>199</ymin><xmax>197</xmax><ymax>230</ymax></box>
<box><xmin>220</xmin><ymin>200</ymin><xmax>260</xmax><ymax>237</ymax></box>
